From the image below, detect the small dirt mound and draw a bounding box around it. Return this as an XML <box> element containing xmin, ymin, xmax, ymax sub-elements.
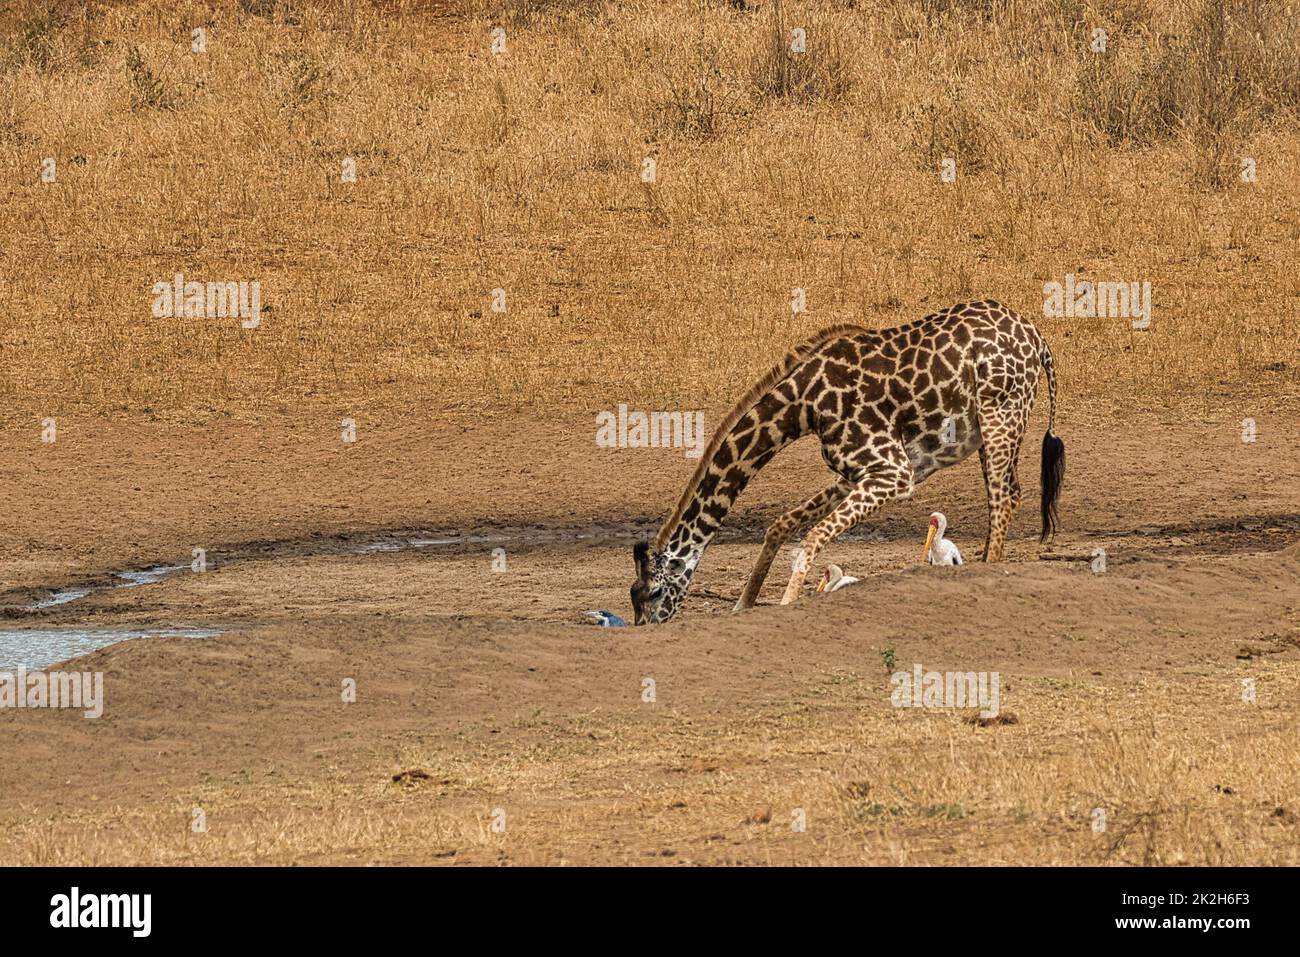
<box><xmin>966</xmin><ymin>711</ymin><xmax>1020</xmax><ymax>727</ymax></box>
<box><xmin>392</xmin><ymin>768</ymin><xmax>439</xmax><ymax>787</ymax></box>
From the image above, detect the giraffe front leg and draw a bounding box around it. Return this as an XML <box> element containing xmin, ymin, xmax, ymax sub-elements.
<box><xmin>779</xmin><ymin>458</ymin><xmax>914</xmax><ymax>604</ymax></box>
<box><xmin>736</xmin><ymin>482</ymin><xmax>847</xmax><ymax>610</ymax></box>
<box><xmin>780</xmin><ymin>541</ymin><xmax>818</xmax><ymax>605</ymax></box>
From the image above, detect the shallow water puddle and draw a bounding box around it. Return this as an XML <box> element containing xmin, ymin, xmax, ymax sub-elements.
<box><xmin>25</xmin><ymin>540</ymin><xmax>516</xmax><ymax>608</ymax></box>
<box><xmin>0</xmin><ymin>627</ymin><xmax>223</xmax><ymax>671</ymax></box>
<box><xmin>28</xmin><ymin>588</ymin><xmax>94</xmax><ymax>609</ymax></box>
<box><xmin>113</xmin><ymin>564</ymin><xmax>188</xmax><ymax>587</ymax></box>
<box><xmin>19</xmin><ymin>530</ymin><xmax>596</xmax><ymax>622</ymax></box>
<box><xmin>352</xmin><ymin>534</ymin><xmax>513</xmax><ymax>553</ymax></box>
<box><xmin>24</xmin><ymin>564</ymin><xmax>189</xmax><ymax>612</ymax></box>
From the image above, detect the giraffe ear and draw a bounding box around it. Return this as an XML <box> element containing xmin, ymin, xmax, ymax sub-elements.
<box><xmin>633</xmin><ymin>541</ymin><xmax>651</xmax><ymax>579</ymax></box>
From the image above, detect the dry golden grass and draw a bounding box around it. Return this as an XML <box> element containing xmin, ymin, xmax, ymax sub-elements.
<box><xmin>4</xmin><ymin>662</ymin><xmax>1298</xmax><ymax>865</ymax></box>
<box><xmin>2</xmin><ymin>0</ymin><xmax>1298</xmax><ymax>424</ymax></box>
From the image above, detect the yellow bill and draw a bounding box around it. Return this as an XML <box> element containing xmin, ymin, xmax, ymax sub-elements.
<box><xmin>922</xmin><ymin>525</ymin><xmax>937</xmax><ymax>562</ymax></box>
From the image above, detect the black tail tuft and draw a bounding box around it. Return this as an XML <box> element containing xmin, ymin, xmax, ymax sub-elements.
<box><xmin>1040</xmin><ymin>430</ymin><xmax>1065</xmax><ymax>543</ymax></box>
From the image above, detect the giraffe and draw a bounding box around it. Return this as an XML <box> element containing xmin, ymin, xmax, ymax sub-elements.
<box><xmin>629</xmin><ymin>299</ymin><xmax>1065</xmax><ymax>625</ymax></box>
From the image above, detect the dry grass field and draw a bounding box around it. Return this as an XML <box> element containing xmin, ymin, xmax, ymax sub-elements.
<box><xmin>2</xmin><ymin>0</ymin><xmax>1298</xmax><ymax>419</ymax></box>
<box><xmin>1</xmin><ymin>0</ymin><xmax>1298</xmax><ymax>867</ymax></box>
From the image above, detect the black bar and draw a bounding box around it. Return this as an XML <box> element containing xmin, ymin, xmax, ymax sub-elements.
<box><xmin>2</xmin><ymin>866</ymin><xmax>1283</xmax><ymax>942</ymax></box>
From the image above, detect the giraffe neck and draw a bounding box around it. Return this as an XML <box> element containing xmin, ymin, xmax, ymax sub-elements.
<box><xmin>655</xmin><ymin>391</ymin><xmax>808</xmax><ymax>565</ymax></box>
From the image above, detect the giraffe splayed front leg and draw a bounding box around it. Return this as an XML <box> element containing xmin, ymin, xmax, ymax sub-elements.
<box><xmin>780</xmin><ymin>453</ymin><xmax>914</xmax><ymax>604</ymax></box>
<box><xmin>735</xmin><ymin>481</ymin><xmax>849</xmax><ymax>610</ymax></box>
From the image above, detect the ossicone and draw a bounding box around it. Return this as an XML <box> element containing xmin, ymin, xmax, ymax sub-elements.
<box><xmin>633</xmin><ymin>540</ymin><xmax>651</xmax><ymax>576</ymax></box>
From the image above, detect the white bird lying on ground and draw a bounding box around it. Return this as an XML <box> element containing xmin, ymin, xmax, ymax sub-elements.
<box><xmin>815</xmin><ymin>563</ymin><xmax>860</xmax><ymax>593</ymax></box>
<box><xmin>922</xmin><ymin>511</ymin><xmax>963</xmax><ymax>566</ymax></box>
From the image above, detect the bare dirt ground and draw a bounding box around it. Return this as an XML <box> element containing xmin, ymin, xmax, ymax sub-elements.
<box><xmin>1</xmin><ymin>400</ymin><xmax>1299</xmax><ymax>865</ymax></box>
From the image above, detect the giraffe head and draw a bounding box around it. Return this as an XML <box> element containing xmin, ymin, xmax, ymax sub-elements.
<box><xmin>630</xmin><ymin>540</ymin><xmax>693</xmax><ymax>624</ymax></box>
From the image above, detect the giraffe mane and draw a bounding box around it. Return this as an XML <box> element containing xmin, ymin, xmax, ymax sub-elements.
<box><xmin>652</xmin><ymin>322</ymin><xmax>869</xmax><ymax>552</ymax></box>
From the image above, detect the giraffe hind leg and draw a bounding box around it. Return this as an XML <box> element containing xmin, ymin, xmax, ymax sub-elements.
<box><xmin>735</xmin><ymin>481</ymin><xmax>849</xmax><ymax>610</ymax></box>
<box><xmin>978</xmin><ymin>406</ymin><xmax>1029</xmax><ymax>562</ymax></box>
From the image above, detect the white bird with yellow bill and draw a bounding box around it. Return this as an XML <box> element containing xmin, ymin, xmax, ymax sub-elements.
<box><xmin>922</xmin><ymin>511</ymin><xmax>963</xmax><ymax>566</ymax></box>
<box><xmin>815</xmin><ymin>563</ymin><xmax>860</xmax><ymax>593</ymax></box>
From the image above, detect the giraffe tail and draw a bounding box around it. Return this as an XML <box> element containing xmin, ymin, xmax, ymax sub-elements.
<box><xmin>1039</xmin><ymin>341</ymin><xmax>1065</xmax><ymax>543</ymax></box>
